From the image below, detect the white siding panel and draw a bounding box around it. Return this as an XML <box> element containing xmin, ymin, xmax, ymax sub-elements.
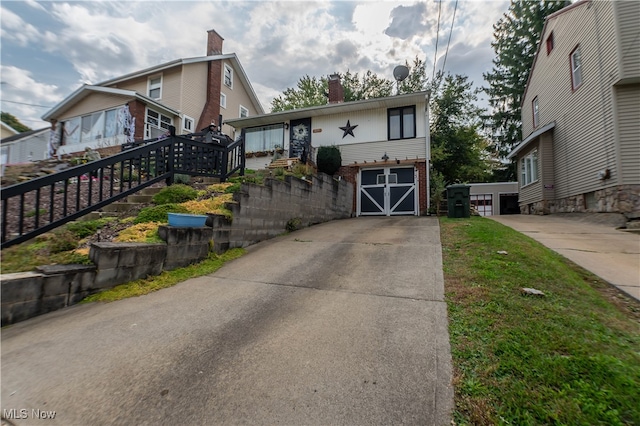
<box><xmin>338</xmin><ymin>139</ymin><xmax>426</xmax><ymax>165</ymax></box>
<box><xmin>615</xmin><ymin>1</ymin><xmax>640</xmax><ymax>80</ymax></box>
<box><xmin>181</xmin><ymin>63</ymin><xmax>208</xmax><ymax>130</ymax></box>
<box><xmin>616</xmin><ymin>84</ymin><xmax>640</xmax><ymax>184</ymax></box>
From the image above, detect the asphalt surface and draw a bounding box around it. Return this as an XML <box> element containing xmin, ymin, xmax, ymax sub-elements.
<box><xmin>491</xmin><ymin>214</ymin><xmax>640</xmax><ymax>301</ymax></box>
<box><xmin>1</xmin><ymin>216</ymin><xmax>453</xmax><ymax>426</ymax></box>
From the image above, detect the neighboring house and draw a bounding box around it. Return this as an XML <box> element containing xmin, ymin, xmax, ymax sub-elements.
<box><xmin>42</xmin><ymin>29</ymin><xmax>263</xmax><ymax>158</ymax></box>
<box><xmin>226</xmin><ymin>76</ymin><xmax>430</xmax><ymax>216</ymax></box>
<box><xmin>468</xmin><ymin>182</ymin><xmax>519</xmax><ymax>216</ymax></box>
<box><xmin>508</xmin><ymin>0</ymin><xmax>640</xmax><ymax>216</ymax></box>
<box><xmin>1</xmin><ymin>122</ymin><xmax>19</xmax><ymax>139</ymax></box>
<box><xmin>0</xmin><ymin>127</ymin><xmax>50</xmax><ymax>165</ymax></box>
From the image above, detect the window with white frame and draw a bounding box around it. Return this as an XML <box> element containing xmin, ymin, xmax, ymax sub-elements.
<box><xmin>570</xmin><ymin>46</ymin><xmax>583</xmax><ymax>90</ymax></box>
<box><xmin>148</xmin><ymin>75</ymin><xmax>162</xmax><ymax>99</ymax></box>
<box><xmin>220</xmin><ymin>93</ymin><xmax>227</xmax><ymax>109</ymax></box>
<box><xmin>239</xmin><ymin>105</ymin><xmax>249</xmax><ymax>118</ymax></box>
<box><xmin>388</xmin><ymin>106</ymin><xmax>416</xmax><ymax>140</ymax></box>
<box><xmin>183</xmin><ymin>115</ymin><xmax>194</xmax><ymax>133</ymax></box>
<box><xmin>532</xmin><ymin>97</ymin><xmax>539</xmax><ymax>127</ymax></box>
<box><xmin>224</xmin><ymin>64</ymin><xmax>233</xmax><ymax>88</ymax></box>
<box><xmin>62</xmin><ymin>106</ymin><xmax>125</xmax><ymax>145</ymax></box>
<box><xmin>520</xmin><ymin>149</ymin><xmax>539</xmax><ymax>186</ymax></box>
<box><xmin>145</xmin><ymin>108</ymin><xmax>173</xmax><ymax>139</ymax></box>
<box><xmin>244</xmin><ymin>124</ymin><xmax>284</xmax><ymax>152</ymax></box>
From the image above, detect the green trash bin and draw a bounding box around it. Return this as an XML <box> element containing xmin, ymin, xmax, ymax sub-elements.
<box><xmin>446</xmin><ymin>184</ymin><xmax>471</xmax><ymax>218</ymax></box>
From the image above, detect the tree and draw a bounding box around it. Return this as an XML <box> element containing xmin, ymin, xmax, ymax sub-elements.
<box><xmin>270</xmin><ymin>56</ymin><xmax>427</xmax><ymax>112</ymax></box>
<box><xmin>1</xmin><ymin>111</ymin><xmax>31</xmax><ymax>132</ymax></box>
<box><xmin>483</xmin><ymin>0</ymin><xmax>567</xmax><ymax>179</ymax></box>
<box><xmin>430</xmin><ymin>73</ymin><xmax>492</xmax><ymax>184</ymax></box>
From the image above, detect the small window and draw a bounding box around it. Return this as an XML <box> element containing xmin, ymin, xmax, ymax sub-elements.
<box><xmin>388</xmin><ymin>106</ymin><xmax>416</xmax><ymax>140</ymax></box>
<box><xmin>183</xmin><ymin>115</ymin><xmax>194</xmax><ymax>133</ymax></box>
<box><xmin>220</xmin><ymin>93</ymin><xmax>227</xmax><ymax>109</ymax></box>
<box><xmin>570</xmin><ymin>46</ymin><xmax>583</xmax><ymax>90</ymax></box>
<box><xmin>546</xmin><ymin>32</ymin><xmax>554</xmax><ymax>55</ymax></box>
<box><xmin>520</xmin><ymin>149</ymin><xmax>539</xmax><ymax>186</ymax></box>
<box><xmin>148</xmin><ymin>76</ymin><xmax>162</xmax><ymax>99</ymax></box>
<box><xmin>532</xmin><ymin>97</ymin><xmax>539</xmax><ymax>128</ymax></box>
<box><xmin>224</xmin><ymin>64</ymin><xmax>233</xmax><ymax>88</ymax></box>
<box><xmin>239</xmin><ymin>105</ymin><xmax>249</xmax><ymax>118</ymax></box>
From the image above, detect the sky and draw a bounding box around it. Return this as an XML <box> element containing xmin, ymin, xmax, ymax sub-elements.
<box><xmin>0</xmin><ymin>0</ymin><xmax>510</xmax><ymax>130</ymax></box>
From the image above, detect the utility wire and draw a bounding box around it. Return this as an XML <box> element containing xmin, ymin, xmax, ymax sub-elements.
<box><xmin>431</xmin><ymin>0</ymin><xmax>442</xmax><ymax>81</ymax></box>
<box><xmin>440</xmin><ymin>0</ymin><xmax>459</xmax><ymax>76</ymax></box>
<box><xmin>1</xmin><ymin>99</ymin><xmax>53</xmax><ymax>108</ymax></box>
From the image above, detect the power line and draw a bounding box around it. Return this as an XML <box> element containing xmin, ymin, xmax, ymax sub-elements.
<box><xmin>432</xmin><ymin>0</ymin><xmax>443</xmax><ymax>81</ymax></box>
<box><xmin>1</xmin><ymin>99</ymin><xmax>53</xmax><ymax>108</ymax></box>
<box><xmin>440</xmin><ymin>0</ymin><xmax>459</xmax><ymax>76</ymax></box>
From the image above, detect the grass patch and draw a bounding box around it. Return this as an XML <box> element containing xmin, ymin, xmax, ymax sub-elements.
<box><xmin>82</xmin><ymin>248</ymin><xmax>245</xmax><ymax>302</ymax></box>
<box><xmin>440</xmin><ymin>217</ymin><xmax>640</xmax><ymax>425</ymax></box>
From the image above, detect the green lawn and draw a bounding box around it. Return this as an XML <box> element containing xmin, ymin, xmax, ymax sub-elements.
<box><xmin>440</xmin><ymin>217</ymin><xmax>640</xmax><ymax>425</ymax></box>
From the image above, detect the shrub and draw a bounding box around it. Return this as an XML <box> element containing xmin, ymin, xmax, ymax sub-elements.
<box><xmin>115</xmin><ymin>222</ymin><xmax>163</xmax><ymax>243</ymax></box>
<box><xmin>173</xmin><ymin>173</ymin><xmax>191</xmax><ymax>184</ymax></box>
<box><xmin>316</xmin><ymin>146</ymin><xmax>342</xmax><ymax>176</ymax></box>
<box><xmin>135</xmin><ymin>203</ymin><xmax>189</xmax><ymax>224</ymax></box>
<box><xmin>152</xmin><ymin>184</ymin><xmax>198</xmax><ymax>204</ymax></box>
<box><xmin>49</xmin><ymin>229</ymin><xmax>78</xmax><ymax>254</ymax></box>
<box><xmin>65</xmin><ymin>218</ymin><xmax>115</xmax><ymax>239</ymax></box>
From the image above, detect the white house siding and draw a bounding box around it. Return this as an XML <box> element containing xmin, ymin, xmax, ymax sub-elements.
<box><xmin>2</xmin><ymin>132</ymin><xmax>50</xmax><ymax>164</ymax></box>
<box><xmin>338</xmin><ymin>138</ymin><xmax>426</xmax><ymax>165</ymax></box>
<box><xmin>522</xmin><ymin>0</ymin><xmax>618</xmax><ymax>202</ymax></box>
<box><xmin>615</xmin><ymin>1</ymin><xmax>640</xmax><ymax>81</ymax></box>
<box><xmin>180</xmin><ymin>62</ymin><xmax>208</xmax><ymax>133</ymax></box>
<box><xmin>155</xmin><ymin>67</ymin><xmax>182</xmax><ymax>111</ymax></box>
<box><xmin>57</xmin><ymin>93</ymin><xmax>130</xmax><ymax>122</ymax></box>
<box><xmin>616</xmin><ymin>84</ymin><xmax>640</xmax><ymax>184</ymax></box>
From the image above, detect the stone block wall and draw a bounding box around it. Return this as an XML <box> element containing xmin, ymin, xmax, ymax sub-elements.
<box><xmin>219</xmin><ymin>173</ymin><xmax>353</xmax><ymax>248</ymax></box>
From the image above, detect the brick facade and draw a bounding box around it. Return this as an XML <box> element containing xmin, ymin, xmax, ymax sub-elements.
<box><xmin>198</xmin><ymin>30</ymin><xmax>224</xmax><ymax>131</ymax></box>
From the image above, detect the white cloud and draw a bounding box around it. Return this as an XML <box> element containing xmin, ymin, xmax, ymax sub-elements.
<box><xmin>1</xmin><ymin>65</ymin><xmax>63</xmax><ymax>128</ymax></box>
<box><xmin>0</xmin><ymin>7</ymin><xmax>41</xmax><ymax>46</ymax></box>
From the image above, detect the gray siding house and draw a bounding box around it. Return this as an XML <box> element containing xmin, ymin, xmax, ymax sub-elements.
<box><xmin>508</xmin><ymin>0</ymin><xmax>640</xmax><ymax>217</ymax></box>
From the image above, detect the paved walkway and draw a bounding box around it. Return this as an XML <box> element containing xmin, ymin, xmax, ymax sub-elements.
<box><xmin>490</xmin><ymin>214</ymin><xmax>640</xmax><ymax>301</ymax></box>
<box><xmin>1</xmin><ymin>217</ymin><xmax>453</xmax><ymax>425</ymax></box>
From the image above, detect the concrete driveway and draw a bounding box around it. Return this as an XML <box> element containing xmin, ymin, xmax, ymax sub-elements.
<box><xmin>490</xmin><ymin>214</ymin><xmax>640</xmax><ymax>301</ymax></box>
<box><xmin>1</xmin><ymin>217</ymin><xmax>453</xmax><ymax>425</ymax></box>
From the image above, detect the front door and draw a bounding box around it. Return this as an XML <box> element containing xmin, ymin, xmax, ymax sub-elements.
<box><xmin>358</xmin><ymin>167</ymin><xmax>417</xmax><ymax>216</ymax></box>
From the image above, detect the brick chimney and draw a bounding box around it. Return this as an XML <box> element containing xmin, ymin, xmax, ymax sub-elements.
<box><xmin>207</xmin><ymin>29</ymin><xmax>224</xmax><ymax>55</ymax></box>
<box><xmin>328</xmin><ymin>73</ymin><xmax>344</xmax><ymax>104</ymax></box>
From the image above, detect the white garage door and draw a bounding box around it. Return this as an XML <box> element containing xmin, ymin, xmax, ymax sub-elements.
<box><xmin>358</xmin><ymin>166</ymin><xmax>418</xmax><ymax>216</ymax></box>
<box><xmin>470</xmin><ymin>194</ymin><xmax>493</xmax><ymax>216</ymax></box>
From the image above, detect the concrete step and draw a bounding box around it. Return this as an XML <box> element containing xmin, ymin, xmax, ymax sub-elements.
<box><xmin>81</xmin><ymin>211</ymin><xmax>120</xmax><ymax>221</ymax></box>
<box><xmin>102</xmin><ymin>202</ymin><xmax>140</xmax><ymax>213</ymax></box>
<box><xmin>140</xmin><ymin>186</ymin><xmax>163</xmax><ymax>196</ymax></box>
<box><xmin>127</xmin><ymin>194</ymin><xmax>154</xmax><ymax>204</ymax></box>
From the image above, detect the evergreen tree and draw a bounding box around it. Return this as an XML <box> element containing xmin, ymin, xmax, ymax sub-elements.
<box><xmin>483</xmin><ymin>0</ymin><xmax>567</xmax><ymax>179</ymax></box>
<box><xmin>1</xmin><ymin>111</ymin><xmax>31</xmax><ymax>132</ymax></box>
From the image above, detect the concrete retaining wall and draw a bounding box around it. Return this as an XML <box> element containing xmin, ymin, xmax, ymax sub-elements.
<box><xmin>1</xmin><ymin>173</ymin><xmax>353</xmax><ymax>325</ymax></box>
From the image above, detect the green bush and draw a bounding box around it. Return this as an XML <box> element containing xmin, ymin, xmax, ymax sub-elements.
<box><xmin>173</xmin><ymin>173</ymin><xmax>191</xmax><ymax>184</ymax></box>
<box><xmin>134</xmin><ymin>203</ymin><xmax>189</xmax><ymax>224</ymax></box>
<box><xmin>49</xmin><ymin>229</ymin><xmax>78</xmax><ymax>254</ymax></box>
<box><xmin>316</xmin><ymin>146</ymin><xmax>342</xmax><ymax>176</ymax></box>
<box><xmin>152</xmin><ymin>184</ymin><xmax>198</xmax><ymax>204</ymax></box>
<box><xmin>65</xmin><ymin>218</ymin><xmax>115</xmax><ymax>239</ymax></box>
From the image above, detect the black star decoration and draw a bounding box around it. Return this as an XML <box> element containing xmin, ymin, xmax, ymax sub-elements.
<box><xmin>339</xmin><ymin>120</ymin><xmax>358</xmax><ymax>139</ymax></box>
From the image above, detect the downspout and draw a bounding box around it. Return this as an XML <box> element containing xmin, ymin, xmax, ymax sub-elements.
<box><xmin>425</xmin><ymin>92</ymin><xmax>431</xmax><ymax>215</ymax></box>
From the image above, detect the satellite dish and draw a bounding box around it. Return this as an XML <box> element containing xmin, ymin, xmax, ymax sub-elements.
<box><xmin>393</xmin><ymin>65</ymin><xmax>410</xmax><ymax>82</ymax></box>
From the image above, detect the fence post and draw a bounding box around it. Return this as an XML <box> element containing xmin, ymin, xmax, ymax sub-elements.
<box><xmin>239</xmin><ymin>129</ymin><xmax>246</xmax><ymax>177</ymax></box>
<box><xmin>166</xmin><ymin>126</ymin><xmax>176</xmax><ymax>186</ymax></box>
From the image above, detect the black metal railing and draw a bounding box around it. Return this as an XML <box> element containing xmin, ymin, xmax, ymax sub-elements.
<box><xmin>1</xmin><ymin>129</ymin><xmax>244</xmax><ymax>249</ymax></box>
